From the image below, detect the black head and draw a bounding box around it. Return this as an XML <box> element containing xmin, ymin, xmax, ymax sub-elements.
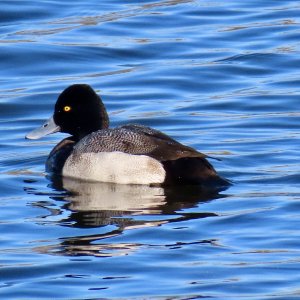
<box><xmin>26</xmin><ymin>84</ymin><xmax>109</xmax><ymax>141</ymax></box>
<box><xmin>54</xmin><ymin>84</ymin><xmax>109</xmax><ymax>138</ymax></box>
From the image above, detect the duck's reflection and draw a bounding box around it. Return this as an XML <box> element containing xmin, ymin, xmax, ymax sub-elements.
<box><xmin>29</xmin><ymin>176</ymin><xmax>228</xmax><ymax>257</ymax></box>
<box><xmin>61</xmin><ymin>177</ymin><xmax>167</xmax><ymax>214</ymax></box>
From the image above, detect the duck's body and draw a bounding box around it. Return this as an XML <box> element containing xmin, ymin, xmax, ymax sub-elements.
<box><xmin>26</xmin><ymin>84</ymin><xmax>229</xmax><ymax>187</ymax></box>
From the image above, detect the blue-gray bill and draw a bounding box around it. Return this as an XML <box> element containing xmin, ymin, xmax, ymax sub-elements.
<box><xmin>25</xmin><ymin>116</ymin><xmax>60</xmax><ymax>140</ymax></box>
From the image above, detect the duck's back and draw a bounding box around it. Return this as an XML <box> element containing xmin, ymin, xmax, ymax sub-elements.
<box><xmin>74</xmin><ymin>124</ymin><xmax>205</xmax><ymax>160</ymax></box>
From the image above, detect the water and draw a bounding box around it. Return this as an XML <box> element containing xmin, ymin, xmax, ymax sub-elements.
<box><xmin>0</xmin><ymin>0</ymin><xmax>300</xmax><ymax>299</ymax></box>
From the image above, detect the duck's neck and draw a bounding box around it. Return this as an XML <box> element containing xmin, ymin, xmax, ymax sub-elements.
<box><xmin>74</xmin><ymin>123</ymin><xmax>108</xmax><ymax>141</ymax></box>
<box><xmin>74</xmin><ymin>107</ymin><xmax>110</xmax><ymax>141</ymax></box>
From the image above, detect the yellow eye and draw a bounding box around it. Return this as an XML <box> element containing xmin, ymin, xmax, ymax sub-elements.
<box><xmin>64</xmin><ymin>106</ymin><xmax>71</xmax><ymax>112</ymax></box>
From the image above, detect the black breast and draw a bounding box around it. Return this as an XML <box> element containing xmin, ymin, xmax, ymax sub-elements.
<box><xmin>46</xmin><ymin>138</ymin><xmax>75</xmax><ymax>174</ymax></box>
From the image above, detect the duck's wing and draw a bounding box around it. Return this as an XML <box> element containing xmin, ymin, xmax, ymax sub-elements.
<box><xmin>73</xmin><ymin>124</ymin><xmax>206</xmax><ymax>161</ymax></box>
<box><xmin>120</xmin><ymin>124</ymin><xmax>207</xmax><ymax>160</ymax></box>
<box><xmin>120</xmin><ymin>124</ymin><xmax>181</xmax><ymax>144</ymax></box>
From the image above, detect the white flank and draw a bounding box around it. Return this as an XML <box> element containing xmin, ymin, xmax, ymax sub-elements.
<box><xmin>62</xmin><ymin>151</ymin><xmax>166</xmax><ymax>185</ymax></box>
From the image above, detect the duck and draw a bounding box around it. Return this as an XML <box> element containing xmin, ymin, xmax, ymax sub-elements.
<box><xmin>26</xmin><ymin>84</ymin><xmax>230</xmax><ymax>187</ymax></box>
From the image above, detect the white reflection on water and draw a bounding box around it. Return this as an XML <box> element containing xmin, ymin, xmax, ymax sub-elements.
<box><xmin>26</xmin><ymin>176</ymin><xmax>224</xmax><ymax>257</ymax></box>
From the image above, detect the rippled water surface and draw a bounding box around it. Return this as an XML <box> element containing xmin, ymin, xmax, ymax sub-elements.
<box><xmin>1</xmin><ymin>0</ymin><xmax>300</xmax><ymax>299</ymax></box>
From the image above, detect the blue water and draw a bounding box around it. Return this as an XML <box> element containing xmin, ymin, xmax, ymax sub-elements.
<box><xmin>1</xmin><ymin>0</ymin><xmax>300</xmax><ymax>299</ymax></box>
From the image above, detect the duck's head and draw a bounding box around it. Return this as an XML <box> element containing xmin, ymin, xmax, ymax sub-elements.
<box><xmin>26</xmin><ymin>84</ymin><xmax>109</xmax><ymax>140</ymax></box>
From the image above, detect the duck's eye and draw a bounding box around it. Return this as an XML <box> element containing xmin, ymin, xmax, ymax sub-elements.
<box><xmin>64</xmin><ymin>106</ymin><xmax>71</xmax><ymax>112</ymax></box>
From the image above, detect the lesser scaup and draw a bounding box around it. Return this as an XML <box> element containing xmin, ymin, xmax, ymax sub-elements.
<box><xmin>26</xmin><ymin>84</ymin><xmax>229</xmax><ymax>187</ymax></box>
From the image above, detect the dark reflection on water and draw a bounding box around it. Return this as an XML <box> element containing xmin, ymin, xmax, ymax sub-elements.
<box><xmin>25</xmin><ymin>176</ymin><xmax>225</xmax><ymax>257</ymax></box>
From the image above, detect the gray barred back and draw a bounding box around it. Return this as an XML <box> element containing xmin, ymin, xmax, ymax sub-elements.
<box><xmin>73</xmin><ymin>124</ymin><xmax>205</xmax><ymax>161</ymax></box>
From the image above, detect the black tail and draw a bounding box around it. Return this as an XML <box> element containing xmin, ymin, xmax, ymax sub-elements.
<box><xmin>162</xmin><ymin>157</ymin><xmax>230</xmax><ymax>190</ymax></box>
